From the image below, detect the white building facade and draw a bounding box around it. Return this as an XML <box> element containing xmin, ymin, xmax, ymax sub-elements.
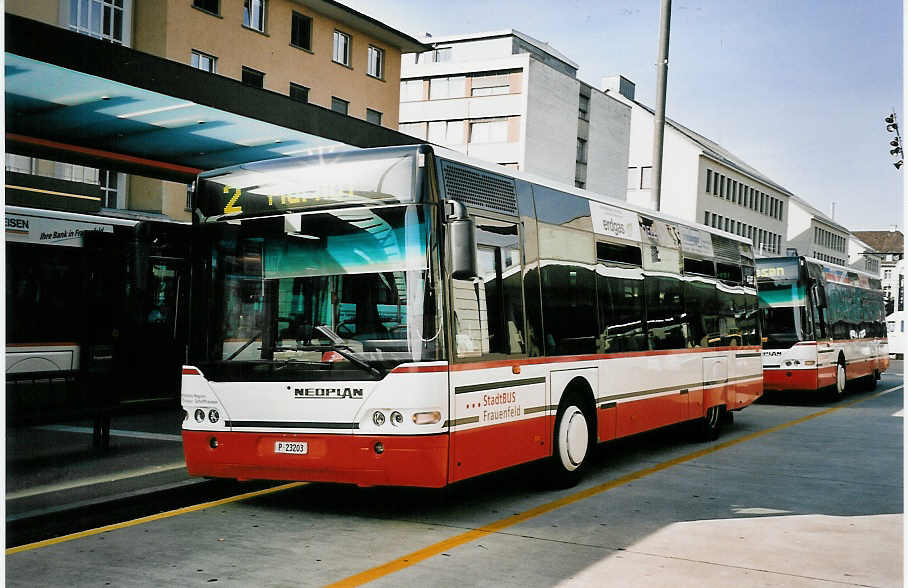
<box><xmin>608</xmin><ymin>76</ymin><xmax>790</xmax><ymax>257</ymax></box>
<box><xmin>847</xmin><ymin>234</ymin><xmax>882</xmax><ymax>276</ymax></box>
<box><xmin>785</xmin><ymin>196</ymin><xmax>850</xmax><ymax>266</ymax></box>
<box><xmin>399</xmin><ymin>30</ymin><xmax>631</xmax><ymax>200</ymax></box>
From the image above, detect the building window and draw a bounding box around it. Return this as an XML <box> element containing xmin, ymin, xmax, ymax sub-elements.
<box><xmin>289</xmin><ymin>83</ymin><xmax>309</xmax><ymax>103</ymax></box>
<box><xmin>243</xmin><ymin>0</ymin><xmax>266</xmax><ymax>32</ymax></box>
<box><xmin>5</xmin><ymin>154</ymin><xmax>36</xmax><ymax>174</ymax></box>
<box><xmin>366</xmin><ymin>108</ymin><xmax>382</xmax><ymax>125</ymax></box>
<box><xmin>333</xmin><ymin>31</ymin><xmax>352</xmax><ymax>66</ymax></box>
<box><xmin>627</xmin><ymin>168</ymin><xmax>638</xmax><ymax>190</ymax></box>
<box><xmin>400</xmin><ymin>80</ymin><xmax>423</xmax><ymax>102</ymax></box>
<box><xmin>242</xmin><ymin>66</ymin><xmax>264</xmax><ymax>88</ymax></box>
<box><xmin>429</xmin><ymin>76</ymin><xmax>466</xmax><ymax>100</ymax></box>
<box><xmin>472</xmin><ymin>73</ymin><xmax>510</xmax><ymax>96</ymax></box>
<box><xmin>704</xmin><ymin>211</ymin><xmax>710</xmax><ymax>225</ymax></box>
<box><xmin>290</xmin><ymin>12</ymin><xmax>312</xmax><ymax>50</ymax></box>
<box><xmin>428</xmin><ymin>120</ymin><xmax>465</xmax><ymax>145</ymax></box>
<box><xmin>191</xmin><ymin>50</ymin><xmax>217</xmax><ymax>73</ymax></box>
<box><xmin>99</xmin><ymin>169</ymin><xmax>118</xmax><ymax>208</ymax></box>
<box><xmin>706</xmin><ymin>169</ymin><xmax>712</xmax><ymax>193</ymax></box>
<box><xmin>575</xmin><ymin>180</ymin><xmax>586</xmax><ymax>189</ymax></box>
<box><xmin>54</xmin><ymin>161</ymin><xmax>99</xmax><ymax>184</ymax></box>
<box><xmin>417</xmin><ymin>47</ymin><xmax>452</xmax><ymax>63</ymax></box>
<box><xmin>331</xmin><ymin>97</ymin><xmax>349</xmax><ymax>115</ymax></box>
<box><xmin>69</xmin><ymin>0</ymin><xmax>129</xmax><ymax>45</ymax></box>
<box><xmin>367</xmin><ymin>46</ymin><xmax>385</xmax><ymax>79</ymax></box>
<box><xmin>193</xmin><ymin>0</ymin><xmax>219</xmax><ymax>14</ymax></box>
<box><xmin>640</xmin><ymin>166</ymin><xmax>653</xmax><ymax>190</ymax></box>
<box><xmin>469</xmin><ymin>119</ymin><xmax>508</xmax><ymax>144</ymax></box>
<box><xmin>576</xmin><ymin>138</ymin><xmax>588</xmax><ymax>163</ymax></box>
<box><xmin>399</xmin><ymin>122</ymin><xmax>428</xmax><ymax>140</ymax></box>
<box><xmin>578</xmin><ymin>94</ymin><xmax>590</xmax><ymax>121</ymax></box>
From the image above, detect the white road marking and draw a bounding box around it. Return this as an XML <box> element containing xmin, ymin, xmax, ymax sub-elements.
<box><xmin>6</xmin><ymin>462</ymin><xmax>188</xmax><ymax>500</ymax></box>
<box><xmin>34</xmin><ymin>425</ymin><xmax>183</xmax><ymax>442</ymax></box>
<box><xmin>892</xmin><ymin>409</ymin><xmax>903</xmax><ymax>417</ymax></box>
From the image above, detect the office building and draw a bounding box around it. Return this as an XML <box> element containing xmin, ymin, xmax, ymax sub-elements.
<box><xmin>399</xmin><ymin>30</ymin><xmax>631</xmax><ymax>200</ymax></box>
<box><xmin>607</xmin><ymin>76</ymin><xmax>790</xmax><ymax>256</ymax></box>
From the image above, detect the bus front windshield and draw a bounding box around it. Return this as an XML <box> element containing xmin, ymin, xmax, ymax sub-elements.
<box><xmin>202</xmin><ymin>204</ymin><xmax>441</xmax><ymax>378</ymax></box>
<box><xmin>758</xmin><ymin>280</ymin><xmax>811</xmax><ymax>348</ymax></box>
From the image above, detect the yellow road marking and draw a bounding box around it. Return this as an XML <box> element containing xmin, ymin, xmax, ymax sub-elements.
<box><xmin>324</xmin><ymin>384</ymin><xmax>903</xmax><ymax>588</ymax></box>
<box><xmin>6</xmin><ymin>482</ymin><xmax>307</xmax><ymax>555</ymax></box>
<box><xmin>5</xmin><ymin>184</ymin><xmax>101</xmax><ymax>201</ymax></box>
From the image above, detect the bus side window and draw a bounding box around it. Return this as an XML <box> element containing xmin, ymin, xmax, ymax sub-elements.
<box><xmin>684</xmin><ymin>280</ymin><xmax>719</xmax><ymax>347</ymax></box>
<box><xmin>541</xmin><ymin>264</ymin><xmax>596</xmax><ymax>355</ymax></box>
<box><xmin>597</xmin><ymin>269</ymin><xmax>646</xmax><ymax>353</ymax></box>
<box><xmin>452</xmin><ymin>220</ymin><xmax>526</xmax><ymax>360</ymax></box>
<box><xmin>645</xmin><ymin>276</ymin><xmax>687</xmax><ymax>350</ymax></box>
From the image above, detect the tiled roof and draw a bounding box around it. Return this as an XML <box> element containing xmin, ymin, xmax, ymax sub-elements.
<box><xmin>852</xmin><ymin>230</ymin><xmax>904</xmax><ymax>253</ymax></box>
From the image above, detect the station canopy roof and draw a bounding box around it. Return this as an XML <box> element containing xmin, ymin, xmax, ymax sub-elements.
<box><xmin>5</xmin><ymin>14</ymin><xmax>418</xmax><ymax>184</ymax></box>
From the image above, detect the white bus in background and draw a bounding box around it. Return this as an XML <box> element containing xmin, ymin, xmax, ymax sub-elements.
<box><xmin>887</xmin><ymin>311</ymin><xmax>904</xmax><ymax>358</ymax></box>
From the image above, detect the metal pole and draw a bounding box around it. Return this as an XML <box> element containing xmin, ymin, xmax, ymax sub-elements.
<box><xmin>651</xmin><ymin>0</ymin><xmax>672</xmax><ymax>211</ymax></box>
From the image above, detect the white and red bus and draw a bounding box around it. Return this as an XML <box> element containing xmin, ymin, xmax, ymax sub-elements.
<box><xmin>757</xmin><ymin>256</ymin><xmax>888</xmax><ymax>397</ymax></box>
<box><xmin>181</xmin><ymin>145</ymin><xmax>763</xmax><ymax>488</ymax></box>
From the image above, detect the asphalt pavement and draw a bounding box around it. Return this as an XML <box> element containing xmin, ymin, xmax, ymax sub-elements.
<box><xmin>6</xmin><ymin>406</ymin><xmax>198</xmax><ymax>524</ymax></box>
<box><xmin>5</xmin><ymin>361</ymin><xmax>903</xmax><ymax>551</ymax></box>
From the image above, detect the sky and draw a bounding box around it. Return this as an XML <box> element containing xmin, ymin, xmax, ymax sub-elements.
<box><xmin>345</xmin><ymin>0</ymin><xmax>904</xmax><ymax>232</ymax></box>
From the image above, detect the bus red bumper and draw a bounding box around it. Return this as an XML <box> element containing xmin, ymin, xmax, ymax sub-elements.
<box><xmin>182</xmin><ymin>430</ymin><xmax>449</xmax><ymax>488</ymax></box>
<box><xmin>763</xmin><ymin>368</ymin><xmax>819</xmax><ymax>392</ymax></box>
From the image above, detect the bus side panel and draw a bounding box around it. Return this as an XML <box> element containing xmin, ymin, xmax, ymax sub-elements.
<box><xmin>609</xmin><ymin>353</ymin><xmax>696</xmax><ymax>438</ymax></box>
<box><xmin>616</xmin><ymin>392</ymin><xmax>688</xmax><ymax>438</ymax></box>
<box><xmin>448</xmin><ymin>365</ymin><xmax>548</xmax><ymax>483</ymax></box>
<box><xmin>448</xmin><ymin>416</ymin><xmax>549</xmax><ymax>483</ymax></box>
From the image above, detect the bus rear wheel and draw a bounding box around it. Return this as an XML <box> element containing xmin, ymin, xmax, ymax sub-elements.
<box><xmin>698</xmin><ymin>404</ymin><xmax>724</xmax><ymax>441</ymax></box>
<box><xmin>548</xmin><ymin>397</ymin><xmax>593</xmax><ymax>488</ymax></box>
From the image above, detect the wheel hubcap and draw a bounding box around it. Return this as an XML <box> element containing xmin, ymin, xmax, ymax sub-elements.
<box><xmin>560</xmin><ymin>407</ymin><xmax>589</xmax><ymax>471</ymax></box>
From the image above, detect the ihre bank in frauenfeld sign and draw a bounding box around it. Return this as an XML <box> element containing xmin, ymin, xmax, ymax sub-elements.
<box><xmin>5</xmin><ymin>213</ymin><xmax>112</xmax><ymax>247</ymax></box>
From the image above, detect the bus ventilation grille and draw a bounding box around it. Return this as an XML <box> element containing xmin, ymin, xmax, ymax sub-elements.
<box><xmin>711</xmin><ymin>234</ymin><xmax>744</xmax><ymax>264</ymax></box>
<box><xmin>440</xmin><ymin>160</ymin><xmax>518</xmax><ymax>216</ymax></box>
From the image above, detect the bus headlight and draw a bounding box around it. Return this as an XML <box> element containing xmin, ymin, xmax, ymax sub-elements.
<box><xmin>372</xmin><ymin>411</ymin><xmax>386</xmax><ymax>426</ymax></box>
<box><xmin>194</xmin><ymin>408</ymin><xmax>205</xmax><ymax>423</ymax></box>
<box><xmin>390</xmin><ymin>411</ymin><xmax>404</xmax><ymax>426</ymax></box>
<box><xmin>208</xmin><ymin>409</ymin><xmax>220</xmax><ymax>423</ymax></box>
<box><xmin>412</xmin><ymin>411</ymin><xmax>441</xmax><ymax>425</ymax></box>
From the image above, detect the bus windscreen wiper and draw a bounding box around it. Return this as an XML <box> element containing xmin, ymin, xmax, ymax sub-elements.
<box><xmin>314</xmin><ymin>325</ymin><xmax>385</xmax><ymax>378</ymax></box>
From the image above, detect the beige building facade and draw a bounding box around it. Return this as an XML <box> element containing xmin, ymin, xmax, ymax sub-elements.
<box><xmin>6</xmin><ymin>0</ymin><xmax>425</xmax><ymax>220</ymax></box>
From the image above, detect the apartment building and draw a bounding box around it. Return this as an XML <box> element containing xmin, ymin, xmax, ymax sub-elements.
<box><xmin>608</xmin><ymin>76</ymin><xmax>790</xmax><ymax>257</ymax></box>
<box><xmin>399</xmin><ymin>30</ymin><xmax>631</xmax><ymax>200</ymax></box>
<box><xmin>854</xmin><ymin>229</ymin><xmax>905</xmax><ymax>312</ymax></box>
<box><xmin>5</xmin><ymin>0</ymin><xmax>425</xmax><ymax>220</ymax></box>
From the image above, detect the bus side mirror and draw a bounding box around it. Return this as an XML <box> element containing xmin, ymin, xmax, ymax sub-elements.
<box><xmin>445</xmin><ymin>200</ymin><xmax>477</xmax><ymax>280</ymax></box>
<box><xmin>812</xmin><ymin>283</ymin><xmax>827</xmax><ymax>309</ymax></box>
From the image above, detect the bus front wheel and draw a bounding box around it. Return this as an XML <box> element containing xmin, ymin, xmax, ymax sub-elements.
<box><xmin>549</xmin><ymin>396</ymin><xmax>593</xmax><ymax>488</ymax></box>
<box><xmin>830</xmin><ymin>361</ymin><xmax>847</xmax><ymax>400</ymax></box>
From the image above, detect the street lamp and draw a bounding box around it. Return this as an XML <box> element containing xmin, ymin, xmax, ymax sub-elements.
<box><xmin>886</xmin><ymin>112</ymin><xmax>903</xmax><ymax>169</ymax></box>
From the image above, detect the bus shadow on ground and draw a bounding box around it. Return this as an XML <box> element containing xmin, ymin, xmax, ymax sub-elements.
<box><xmin>758</xmin><ymin>379</ymin><xmax>886</xmax><ymax>406</ymax></box>
<box><xmin>244</xmin><ymin>419</ymin><xmax>747</xmax><ymax>522</ymax></box>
